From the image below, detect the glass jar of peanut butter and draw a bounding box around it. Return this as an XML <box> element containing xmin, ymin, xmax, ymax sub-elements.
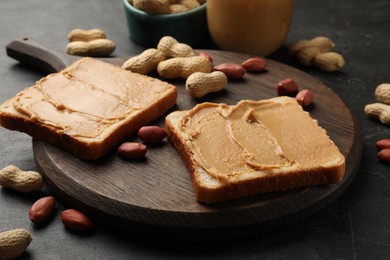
<box><xmin>207</xmin><ymin>0</ymin><xmax>294</xmax><ymax>56</ymax></box>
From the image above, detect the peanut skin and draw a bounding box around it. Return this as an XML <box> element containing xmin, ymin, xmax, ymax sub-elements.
<box><xmin>61</xmin><ymin>209</ymin><xmax>94</xmax><ymax>231</ymax></box>
<box><xmin>296</xmin><ymin>89</ymin><xmax>314</xmax><ymax>107</ymax></box>
<box><xmin>378</xmin><ymin>149</ymin><xmax>390</xmax><ymax>163</ymax></box>
<box><xmin>241</xmin><ymin>57</ymin><xmax>267</xmax><ymax>72</ymax></box>
<box><xmin>213</xmin><ymin>63</ymin><xmax>246</xmax><ymax>80</ymax></box>
<box><xmin>138</xmin><ymin>126</ymin><xmax>167</xmax><ymax>144</ymax></box>
<box><xmin>376</xmin><ymin>139</ymin><xmax>390</xmax><ymax>151</ymax></box>
<box><xmin>277</xmin><ymin>78</ymin><xmax>299</xmax><ymax>96</ymax></box>
<box><xmin>29</xmin><ymin>196</ymin><xmax>56</xmax><ymax>224</ymax></box>
<box><xmin>118</xmin><ymin>142</ymin><xmax>147</xmax><ymax>159</ymax></box>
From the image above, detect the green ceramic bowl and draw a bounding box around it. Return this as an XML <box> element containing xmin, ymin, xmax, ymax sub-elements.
<box><xmin>123</xmin><ymin>0</ymin><xmax>208</xmax><ymax>48</ymax></box>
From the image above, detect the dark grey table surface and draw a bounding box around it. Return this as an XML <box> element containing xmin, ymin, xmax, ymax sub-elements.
<box><xmin>1</xmin><ymin>0</ymin><xmax>390</xmax><ymax>259</ymax></box>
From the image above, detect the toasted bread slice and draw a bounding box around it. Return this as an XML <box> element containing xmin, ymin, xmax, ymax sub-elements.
<box><xmin>0</xmin><ymin>58</ymin><xmax>177</xmax><ymax>160</ymax></box>
<box><xmin>165</xmin><ymin>97</ymin><xmax>345</xmax><ymax>204</ymax></box>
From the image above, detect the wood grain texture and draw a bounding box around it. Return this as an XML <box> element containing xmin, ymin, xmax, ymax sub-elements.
<box><xmin>7</xmin><ymin>39</ymin><xmax>362</xmax><ymax>238</ymax></box>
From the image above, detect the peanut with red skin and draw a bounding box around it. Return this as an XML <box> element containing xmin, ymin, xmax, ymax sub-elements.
<box><xmin>213</xmin><ymin>63</ymin><xmax>246</xmax><ymax>80</ymax></box>
<box><xmin>29</xmin><ymin>196</ymin><xmax>56</xmax><ymax>224</ymax></box>
<box><xmin>376</xmin><ymin>139</ymin><xmax>390</xmax><ymax>151</ymax></box>
<box><xmin>118</xmin><ymin>142</ymin><xmax>147</xmax><ymax>159</ymax></box>
<box><xmin>242</xmin><ymin>57</ymin><xmax>267</xmax><ymax>72</ymax></box>
<box><xmin>138</xmin><ymin>126</ymin><xmax>167</xmax><ymax>144</ymax></box>
<box><xmin>296</xmin><ymin>89</ymin><xmax>314</xmax><ymax>107</ymax></box>
<box><xmin>277</xmin><ymin>78</ymin><xmax>298</xmax><ymax>96</ymax></box>
<box><xmin>61</xmin><ymin>209</ymin><xmax>94</xmax><ymax>231</ymax></box>
<box><xmin>377</xmin><ymin>149</ymin><xmax>390</xmax><ymax>164</ymax></box>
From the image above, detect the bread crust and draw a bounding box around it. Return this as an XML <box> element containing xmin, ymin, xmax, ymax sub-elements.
<box><xmin>165</xmin><ymin>100</ymin><xmax>346</xmax><ymax>204</ymax></box>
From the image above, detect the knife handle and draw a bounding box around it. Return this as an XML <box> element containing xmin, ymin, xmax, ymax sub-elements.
<box><xmin>6</xmin><ymin>37</ymin><xmax>70</xmax><ymax>73</ymax></box>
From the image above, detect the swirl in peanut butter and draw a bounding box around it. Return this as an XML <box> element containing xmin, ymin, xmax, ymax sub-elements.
<box><xmin>179</xmin><ymin>98</ymin><xmax>343</xmax><ymax>183</ymax></box>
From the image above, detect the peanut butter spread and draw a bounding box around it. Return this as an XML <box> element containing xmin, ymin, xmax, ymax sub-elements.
<box><xmin>12</xmin><ymin>58</ymin><xmax>175</xmax><ymax>139</ymax></box>
<box><xmin>179</xmin><ymin>97</ymin><xmax>344</xmax><ymax>183</ymax></box>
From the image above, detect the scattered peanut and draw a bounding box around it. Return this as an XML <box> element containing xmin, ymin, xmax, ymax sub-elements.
<box><xmin>288</xmin><ymin>36</ymin><xmax>334</xmax><ymax>57</ymax></box>
<box><xmin>68</xmin><ymin>28</ymin><xmax>106</xmax><ymax>42</ymax></box>
<box><xmin>118</xmin><ymin>142</ymin><xmax>147</xmax><ymax>159</ymax></box>
<box><xmin>61</xmin><ymin>209</ymin><xmax>95</xmax><ymax>231</ymax></box>
<box><xmin>132</xmin><ymin>0</ymin><xmax>171</xmax><ymax>14</ymax></box>
<box><xmin>157</xmin><ymin>56</ymin><xmax>212</xmax><ymax>79</ymax></box>
<box><xmin>365</xmin><ymin>103</ymin><xmax>390</xmax><ymax>125</ymax></box>
<box><xmin>241</xmin><ymin>57</ymin><xmax>267</xmax><ymax>72</ymax></box>
<box><xmin>314</xmin><ymin>52</ymin><xmax>345</xmax><ymax>72</ymax></box>
<box><xmin>186</xmin><ymin>71</ymin><xmax>228</xmax><ymax>98</ymax></box>
<box><xmin>138</xmin><ymin>126</ymin><xmax>167</xmax><ymax>144</ymax></box>
<box><xmin>288</xmin><ymin>36</ymin><xmax>345</xmax><ymax>72</ymax></box>
<box><xmin>295</xmin><ymin>89</ymin><xmax>314</xmax><ymax>107</ymax></box>
<box><xmin>213</xmin><ymin>63</ymin><xmax>246</xmax><ymax>80</ymax></box>
<box><xmin>378</xmin><ymin>149</ymin><xmax>390</xmax><ymax>164</ymax></box>
<box><xmin>277</xmin><ymin>78</ymin><xmax>299</xmax><ymax>96</ymax></box>
<box><xmin>0</xmin><ymin>165</ymin><xmax>43</xmax><ymax>192</ymax></box>
<box><xmin>376</xmin><ymin>139</ymin><xmax>390</xmax><ymax>151</ymax></box>
<box><xmin>29</xmin><ymin>196</ymin><xmax>56</xmax><ymax>224</ymax></box>
<box><xmin>0</xmin><ymin>228</ymin><xmax>32</xmax><ymax>260</ymax></box>
<box><xmin>297</xmin><ymin>47</ymin><xmax>322</xmax><ymax>66</ymax></box>
<box><xmin>157</xmin><ymin>36</ymin><xmax>195</xmax><ymax>58</ymax></box>
<box><xmin>66</xmin><ymin>38</ymin><xmax>116</xmax><ymax>57</ymax></box>
<box><xmin>375</xmin><ymin>83</ymin><xmax>390</xmax><ymax>105</ymax></box>
<box><xmin>122</xmin><ymin>48</ymin><xmax>165</xmax><ymax>74</ymax></box>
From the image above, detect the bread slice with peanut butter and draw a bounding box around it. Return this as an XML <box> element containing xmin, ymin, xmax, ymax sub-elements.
<box><xmin>165</xmin><ymin>96</ymin><xmax>345</xmax><ymax>204</ymax></box>
<box><xmin>0</xmin><ymin>57</ymin><xmax>177</xmax><ymax>160</ymax></box>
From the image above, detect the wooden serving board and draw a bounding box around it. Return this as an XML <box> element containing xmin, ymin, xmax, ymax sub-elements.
<box><xmin>6</xmin><ymin>38</ymin><xmax>362</xmax><ymax>239</ymax></box>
